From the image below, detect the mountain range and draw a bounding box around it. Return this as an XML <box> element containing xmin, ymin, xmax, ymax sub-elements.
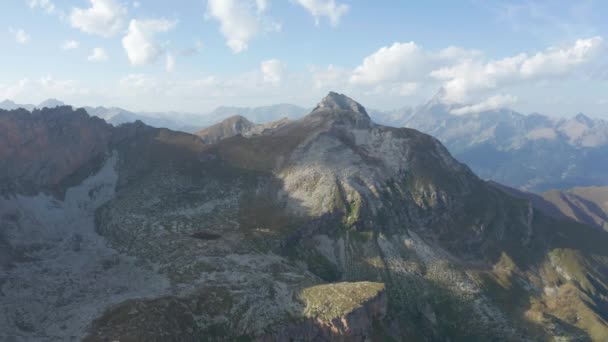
<box><xmin>382</xmin><ymin>93</ymin><xmax>608</xmax><ymax>192</ymax></box>
<box><xmin>491</xmin><ymin>182</ymin><xmax>608</xmax><ymax>232</ymax></box>
<box><xmin>0</xmin><ymin>99</ymin><xmax>309</xmax><ymax>134</ymax></box>
<box><xmin>5</xmin><ymin>94</ymin><xmax>607</xmax><ymax>193</ymax></box>
<box><xmin>2</xmin><ymin>93</ymin><xmax>608</xmax><ymax>341</ymax></box>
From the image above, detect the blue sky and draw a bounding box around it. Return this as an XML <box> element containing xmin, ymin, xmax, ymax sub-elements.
<box><xmin>1</xmin><ymin>0</ymin><xmax>607</xmax><ymax>117</ymax></box>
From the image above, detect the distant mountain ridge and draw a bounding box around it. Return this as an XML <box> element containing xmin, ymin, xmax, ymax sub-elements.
<box><xmin>378</xmin><ymin>95</ymin><xmax>608</xmax><ymax>192</ymax></box>
<box><xmin>0</xmin><ymin>99</ymin><xmax>308</xmax><ymax>133</ymax></box>
<box><xmin>0</xmin><ymin>98</ymin><xmax>64</xmax><ymax>111</ymax></box>
<box><xmin>492</xmin><ymin>182</ymin><xmax>608</xmax><ymax>231</ymax></box>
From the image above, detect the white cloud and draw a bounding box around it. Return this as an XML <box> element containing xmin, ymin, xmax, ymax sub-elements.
<box><xmin>261</xmin><ymin>59</ymin><xmax>284</xmax><ymax>85</ymax></box>
<box><xmin>122</xmin><ymin>18</ymin><xmax>176</xmax><ymax>66</ymax></box>
<box><xmin>311</xmin><ymin>64</ymin><xmax>350</xmax><ymax>90</ymax></box>
<box><xmin>431</xmin><ymin>36</ymin><xmax>603</xmax><ymax>102</ymax></box>
<box><xmin>28</xmin><ymin>0</ymin><xmax>56</xmax><ymax>14</ymax></box>
<box><xmin>520</xmin><ymin>37</ymin><xmax>603</xmax><ymax>77</ymax></box>
<box><xmin>62</xmin><ymin>40</ymin><xmax>79</xmax><ymax>50</ymax></box>
<box><xmin>39</xmin><ymin>75</ymin><xmax>90</xmax><ymax>96</ymax></box>
<box><xmin>255</xmin><ymin>0</ymin><xmax>268</xmax><ymax>12</ymax></box>
<box><xmin>133</xmin><ymin>1</ymin><xmax>140</xmax><ymax>8</ymax></box>
<box><xmin>394</xmin><ymin>82</ymin><xmax>418</xmax><ymax>96</ymax></box>
<box><xmin>360</xmin><ymin>82</ymin><xmax>419</xmax><ymax>97</ymax></box>
<box><xmin>88</xmin><ymin>47</ymin><xmax>108</xmax><ymax>62</ymax></box>
<box><xmin>438</xmin><ymin>46</ymin><xmax>482</xmax><ymax>60</ymax></box>
<box><xmin>294</xmin><ymin>0</ymin><xmax>349</xmax><ymax>26</ymax></box>
<box><xmin>205</xmin><ymin>0</ymin><xmax>272</xmax><ymax>53</ymax></box>
<box><xmin>349</xmin><ymin>42</ymin><xmax>482</xmax><ymax>88</ymax></box>
<box><xmin>1</xmin><ymin>76</ymin><xmax>90</xmax><ymax>103</ymax></box>
<box><xmin>166</xmin><ymin>53</ymin><xmax>175</xmax><ymax>72</ymax></box>
<box><xmin>9</xmin><ymin>28</ymin><xmax>30</xmax><ymax>44</ymax></box>
<box><xmin>70</xmin><ymin>0</ymin><xmax>127</xmax><ymax>38</ymax></box>
<box><xmin>0</xmin><ymin>78</ymin><xmax>29</xmax><ymax>100</ymax></box>
<box><xmin>350</xmin><ymin>42</ymin><xmax>427</xmax><ymax>85</ymax></box>
<box><xmin>450</xmin><ymin>94</ymin><xmax>518</xmax><ymax>115</ymax></box>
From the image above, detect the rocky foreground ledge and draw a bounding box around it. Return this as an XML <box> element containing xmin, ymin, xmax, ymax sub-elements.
<box><xmin>263</xmin><ymin>282</ymin><xmax>387</xmax><ymax>341</ymax></box>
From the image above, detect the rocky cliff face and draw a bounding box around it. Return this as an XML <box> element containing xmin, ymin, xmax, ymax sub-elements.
<box><xmin>263</xmin><ymin>282</ymin><xmax>387</xmax><ymax>342</ymax></box>
<box><xmin>2</xmin><ymin>94</ymin><xmax>608</xmax><ymax>341</ymax></box>
<box><xmin>0</xmin><ymin>106</ymin><xmax>113</xmax><ymax>196</ymax></box>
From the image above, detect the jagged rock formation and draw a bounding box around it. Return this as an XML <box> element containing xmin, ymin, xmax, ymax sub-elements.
<box><xmin>1</xmin><ymin>94</ymin><xmax>608</xmax><ymax>341</ymax></box>
<box><xmin>0</xmin><ymin>107</ymin><xmax>113</xmax><ymax>196</ymax></box>
<box><xmin>196</xmin><ymin>115</ymin><xmax>290</xmax><ymax>144</ymax></box>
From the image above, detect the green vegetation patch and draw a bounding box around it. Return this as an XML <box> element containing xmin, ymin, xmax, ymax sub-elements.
<box><xmin>297</xmin><ymin>281</ymin><xmax>384</xmax><ymax>321</ymax></box>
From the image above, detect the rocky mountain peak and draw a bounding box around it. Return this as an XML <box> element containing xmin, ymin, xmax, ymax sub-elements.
<box><xmin>309</xmin><ymin>92</ymin><xmax>372</xmax><ymax>127</ymax></box>
<box><xmin>0</xmin><ymin>99</ymin><xmax>31</xmax><ymax>111</ymax></box>
<box><xmin>314</xmin><ymin>92</ymin><xmax>368</xmax><ymax>116</ymax></box>
<box><xmin>37</xmin><ymin>98</ymin><xmax>66</xmax><ymax>109</ymax></box>
<box><xmin>575</xmin><ymin>112</ymin><xmax>594</xmax><ymax>126</ymax></box>
<box><xmin>0</xmin><ymin>99</ymin><xmax>17</xmax><ymax>107</ymax></box>
<box><xmin>224</xmin><ymin>114</ymin><xmax>252</xmax><ymax>125</ymax></box>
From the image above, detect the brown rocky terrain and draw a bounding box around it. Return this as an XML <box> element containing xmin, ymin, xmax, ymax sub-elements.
<box><xmin>491</xmin><ymin>181</ymin><xmax>608</xmax><ymax>231</ymax></box>
<box><xmin>196</xmin><ymin>114</ymin><xmax>290</xmax><ymax>144</ymax></box>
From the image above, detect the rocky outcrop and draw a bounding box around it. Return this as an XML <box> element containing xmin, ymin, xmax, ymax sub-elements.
<box><xmin>196</xmin><ymin>115</ymin><xmax>257</xmax><ymax>143</ymax></box>
<box><xmin>196</xmin><ymin>115</ymin><xmax>290</xmax><ymax>144</ymax></box>
<box><xmin>262</xmin><ymin>282</ymin><xmax>387</xmax><ymax>342</ymax></box>
<box><xmin>0</xmin><ymin>106</ymin><xmax>113</xmax><ymax>196</ymax></box>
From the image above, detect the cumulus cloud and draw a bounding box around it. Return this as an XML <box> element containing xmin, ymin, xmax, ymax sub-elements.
<box><xmin>520</xmin><ymin>37</ymin><xmax>603</xmax><ymax>77</ymax></box>
<box><xmin>1</xmin><ymin>76</ymin><xmax>90</xmax><ymax>102</ymax></box>
<box><xmin>205</xmin><ymin>0</ymin><xmax>275</xmax><ymax>53</ymax></box>
<box><xmin>255</xmin><ymin>0</ymin><xmax>268</xmax><ymax>12</ymax></box>
<box><xmin>294</xmin><ymin>0</ymin><xmax>349</xmax><ymax>26</ymax></box>
<box><xmin>261</xmin><ymin>59</ymin><xmax>285</xmax><ymax>85</ymax></box>
<box><xmin>70</xmin><ymin>0</ymin><xmax>127</xmax><ymax>37</ymax></box>
<box><xmin>350</xmin><ymin>42</ymin><xmax>427</xmax><ymax>85</ymax></box>
<box><xmin>311</xmin><ymin>64</ymin><xmax>350</xmax><ymax>90</ymax></box>
<box><xmin>122</xmin><ymin>18</ymin><xmax>176</xmax><ymax>66</ymax></box>
<box><xmin>450</xmin><ymin>94</ymin><xmax>518</xmax><ymax>115</ymax></box>
<box><xmin>335</xmin><ymin>37</ymin><xmax>605</xmax><ymax>104</ymax></box>
<box><xmin>431</xmin><ymin>36</ymin><xmax>603</xmax><ymax>102</ymax></box>
<box><xmin>28</xmin><ymin>0</ymin><xmax>56</xmax><ymax>14</ymax></box>
<box><xmin>392</xmin><ymin>82</ymin><xmax>418</xmax><ymax>96</ymax></box>
<box><xmin>346</xmin><ymin>41</ymin><xmax>483</xmax><ymax>99</ymax></box>
<box><xmin>166</xmin><ymin>52</ymin><xmax>175</xmax><ymax>72</ymax></box>
<box><xmin>62</xmin><ymin>40</ymin><xmax>79</xmax><ymax>50</ymax></box>
<box><xmin>9</xmin><ymin>28</ymin><xmax>30</xmax><ymax>44</ymax></box>
<box><xmin>88</xmin><ymin>47</ymin><xmax>108</xmax><ymax>62</ymax></box>
<box><xmin>39</xmin><ymin>75</ymin><xmax>90</xmax><ymax>96</ymax></box>
<box><xmin>0</xmin><ymin>79</ymin><xmax>29</xmax><ymax>100</ymax></box>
